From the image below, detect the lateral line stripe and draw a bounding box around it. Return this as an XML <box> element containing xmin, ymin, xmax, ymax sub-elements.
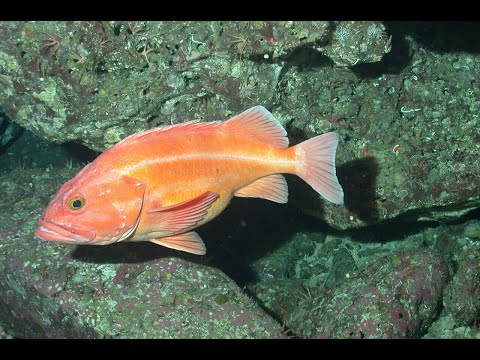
<box><xmin>119</xmin><ymin>152</ymin><xmax>293</xmax><ymax>175</ymax></box>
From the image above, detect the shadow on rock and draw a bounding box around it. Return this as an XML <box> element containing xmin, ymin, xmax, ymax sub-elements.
<box><xmin>349</xmin><ymin>220</ymin><xmax>441</xmax><ymax>244</ymax></box>
<box><xmin>71</xmin><ymin>197</ymin><xmax>306</xmax><ymax>287</ymax></box>
<box><xmin>62</xmin><ymin>141</ymin><xmax>99</xmax><ymax>163</ymax></box>
<box><xmin>71</xmin><ymin>241</ymin><xmax>180</xmax><ymax>264</ymax></box>
<box><xmin>391</xmin><ymin>21</ymin><xmax>480</xmax><ymax>54</ymax></box>
<box><xmin>338</xmin><ymin>156</ymin><xmax>380</xmax><ymax>224</ymax></box>
<box><xmin>200</xmin><ymin>198</ymin><xmax>309</xmax><ymax>286</ymax></box>
<box><xmin>352</xmin><ymin>27</ymin><xmax>412</xmax><ymax>79</ymax></box>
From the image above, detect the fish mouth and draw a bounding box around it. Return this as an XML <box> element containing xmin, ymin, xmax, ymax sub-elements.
<box><xmin>35</xmin><ymin>218</ymin><xmax>96</xmax><ymax>244</ymax></box>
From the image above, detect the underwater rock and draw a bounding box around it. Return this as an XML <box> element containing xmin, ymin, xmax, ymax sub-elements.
<box><xmin>324</xmin><ymin>246</ymin><xmax>357</xmax><ymax>289</ymax></box>
<box><xmin>0</xmin><ymin>21</ymin><xmax>326</xmax><ymax>152</ymax></box>
<box><xmin>317</xmin><ymin>21</ymin><xmax>391</xmax><ymax>67</ymax></box>
<box><xmin>443</xmin><ymin>241</ymin><xmax>480</xmax><ymax>326</ymax></box>
<box><xmin>288</xmin><ymin>248</ymin><xmax>448</xmax><ymax>338</ymax></box>
<box><xmin>1</xmin><ymin>21</ymin><xmax>479</xmax><ymax>231</ymax></box>
<box><xmin>0</xmin><ymin>167</ymin><xmax>283</xmax><ymax>338</ymax></box>
<box><xmin>0</xmin><ymin>21</ymin><xmax>389</xmax><ymax>153</ymax></box>
<box><xmin>280</xmin><ymin>25</ymin><xmax>480</xmax><ymax>229</ymax></box>
<box><xmin>463</xmin><ymin>220</ymin><xmax>480</xmax><ymax>239</ymax></box>
<box><xmin>423</xmin><ymin>313</ymin><xmax>480</xmax><ymax>339</ymax></box>
<box><xmin>0</xmin><ymin>323</ymin><xmax>13</xmax><ymax>339</ymax></box>
<box><xmin>0</xmin><ymin>112</ymin><xmax>22</xmax><ymax>150</ymax></box>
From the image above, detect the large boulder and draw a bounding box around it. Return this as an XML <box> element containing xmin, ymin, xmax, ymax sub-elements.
<box><xmin>287</xmin><ymin>248</ymin><xmax>448</xmax><ymax>338</ymax></box>
<box><xmin>0</xmin><ymin>21</ymin><xmax>478</xmax><ymax>230</ymax></box>
<box><xmin>0</xmin><ymin>167</ymin><xmax>283</xmax><ymax>338</ymax></box>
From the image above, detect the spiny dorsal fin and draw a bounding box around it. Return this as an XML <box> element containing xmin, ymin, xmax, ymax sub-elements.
<box><xmin>116</xmin><ymin>121</ymin><xmax>222</xmax><ymax>147</ymax></box>
<box><xmin>234</xmin><ymin>174</ymin><xmax>288</xmax><ymax>204</ymax></box>
<box><xmin>224</xmin><ymin>106</ymin><xmax>288</xmax><ymax>148</ymax></box>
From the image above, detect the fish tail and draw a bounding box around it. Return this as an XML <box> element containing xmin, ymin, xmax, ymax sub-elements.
<box><xmin>292</xmin><ymin>132</ymin><xmax>344</xmax><ymax>205</ymax></box>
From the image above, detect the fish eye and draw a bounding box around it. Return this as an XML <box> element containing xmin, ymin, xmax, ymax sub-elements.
<box><xmin>68</xmin><ymin>196</ymin><xmax>86</xmax><ymax>211</ymax></box>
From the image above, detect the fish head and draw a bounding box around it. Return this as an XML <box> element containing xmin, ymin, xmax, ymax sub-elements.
<box><xmin>35</xmin><ymin>164</ymin><xmax>146</xmax><ymax>245</ymax></box>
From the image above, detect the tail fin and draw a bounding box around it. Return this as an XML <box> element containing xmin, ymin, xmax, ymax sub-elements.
<box><xmin>293</xmin><ymin>132</ymin><xmax>344</xmax><ymax>205</ymax></box>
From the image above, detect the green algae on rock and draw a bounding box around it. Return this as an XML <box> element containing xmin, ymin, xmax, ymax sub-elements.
<box><xmin>1</xmin><ymin>21</ymin><xmax>479</xmax><ymax>230</ymax></box>
<box><xmin>0</xmin><ymin>167</ymin><xmax>284</xmax><ymax>338</ymax></box>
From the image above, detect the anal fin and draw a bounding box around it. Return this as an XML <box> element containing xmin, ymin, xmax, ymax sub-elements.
<box><xmin>234</xmin><ymin>174</ymin><xmax>288</xmax><ymax>204</ymax></box>
<box><xmin>150</xmin><ymin>232</ymin><xmax>206</xmax><ymax>255</ymax></box>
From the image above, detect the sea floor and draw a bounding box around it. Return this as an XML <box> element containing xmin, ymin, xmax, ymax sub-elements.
<box><xmin>1</xmin><ymin>124</ymin><xmax>479</xmax><ymax>338</ymax></box>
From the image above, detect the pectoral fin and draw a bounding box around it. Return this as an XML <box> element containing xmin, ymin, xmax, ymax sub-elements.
<box><xmin>147</xmin><ymin>191</ymin><xmax>219</xmax><ymax>234</ymax></box>
<box><xmin>150</xmin><ymin>232</ymin><xmax>206</xmax><ymax>255</ymax></box>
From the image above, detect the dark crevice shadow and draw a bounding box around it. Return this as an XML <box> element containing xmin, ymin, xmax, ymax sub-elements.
<box><xmin>283</xmin><ymin>46</ymin><xmax>333</xmax><ymax>71</ymax></box>
<box><xmin>273</xmin><ymin>45</ymin><xmax>333</xmax><ymax>98</ymax></box>
<box><xmin>351</xmin><ymin>25</ymin><xmax>412</xmax><ymax>79</ymax></box>
<box><xmin>70</xmin><ymin>198</ymin><xmax>315</xmax><ymax>287</ymax></box>
<box><xmin>338</xmin><ymin>156</ymin><xmax>380</xmax><ymax>224</ymax></box>
<box><xmin>71</xmin><ymin>241</ymin><xmax>187</xmax><ymax>265</ymax></box>
<box><xmin>0</xmin><ymin>112</ymin><xmax>24</xmax><ymax>156</ymax></box>
<box><xmin>200</xmin><ymin>199</ymin><xmax>304</xmax><ymax>285</ymax></box>
<box><xmin>388</xmin><ymin>21</ymin><xmax>480</xmax><ymax>54</ymax></box>
<box><xmin>394</xmin><ymin>202</ymin><xmax>480</xmax><ymax>224</ymax></box>
<box><xmin>346</xmin><ymin>205</ymin><xmax>480</xmax><ymax>245</ymax></box>
<box><xmin>348</xmin><ymin>220</ymin><xmax>441</xmax><ymax>244</ymax></box>
<box><xmin>346</xmin><ymin>200</ymin><xmax>480</xmax><ymax>245</ymax></box>
<box><xmin>62</xmin><ymin>141</ymin><xmax>99</xmax><ymax>164</ymax></box>
<box><xmin>453</xmin><ymin>206</ymin><xmax>480</xmax><ymax>223</ymax></box>
<box><xmin>349</xmin><ymin>21</ymin><xmax>480</xmax><ymax>79</ymax></box>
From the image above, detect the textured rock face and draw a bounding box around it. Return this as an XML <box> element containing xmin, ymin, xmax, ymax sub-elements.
<box><xmin>318</xmin><ymin>21</ymin><xmax>391</xmax><ymax>67</ymax></box>
<box><xmin>288</xmin><ymin>248</ymin><xmax>448</xmax><ymax>338</ymax></box>
<box><xmin>1</xmin><ymin>21</ymin><xmax>480</xmax><ymax>338</ymax></box>
<box><xmin>1</xmin><ymin>21</ymin><xmax>478</xmax><ymax>230</ymax></box>
<box><xmin>246</xmin><ymin>208</ymin><xmax>480</xmax><ymax>339</ymax></box>
<box><xmin>442</xmin><ymin>235</ymin><xmax>480</xmax><ymax>326</ymax></box>
<box><xmin>0</xmin><ymin>167</ymin><xmax>283</xmax><ymax>339</ymax></box>
<box><xmin>0</xmin><ymin>112</ymin><xmax>22</xmax><ymax>149</ymax></box>
<box><xmin>0</xmin><ymin>21</ymin><xmax>390</xmax><ymax>152</ymax></box>
<box><xmin>0</xmin><ymin>21</ymin><xmax>332</xmax><ymax>152</ymax></box>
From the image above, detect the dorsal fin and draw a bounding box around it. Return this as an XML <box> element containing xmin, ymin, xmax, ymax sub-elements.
<box><xmin>224</xmin><ymin>106</ymin><xmax>289</xmax><ymax>148</ymax></box>
<box><xmin>115</xmin><ymin>121</ymin><xmax>222</xmax><ymax>147</ymax></box>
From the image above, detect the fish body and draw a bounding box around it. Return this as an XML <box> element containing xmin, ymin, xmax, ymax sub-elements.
<box><xmin>35</xmin><ymin>106</ymin><xmax>344</xmax><ymax>255</ymax></box>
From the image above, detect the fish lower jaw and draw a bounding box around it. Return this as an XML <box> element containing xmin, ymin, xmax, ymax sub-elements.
<box><xmin>35</xmin><ymin>218</ymin><xmax>96</xmax><ymax>244</ymax></box>
<box><xmin>35</xmin><ymin>226</ymin><xmax>81</xmax><ymax>244</ymax></box>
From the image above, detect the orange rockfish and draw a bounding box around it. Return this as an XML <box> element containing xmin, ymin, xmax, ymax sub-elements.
<box><xmin>35</xmin><ymin>106</ymin><xmax>344</xmax><ymax>255</ymax></box>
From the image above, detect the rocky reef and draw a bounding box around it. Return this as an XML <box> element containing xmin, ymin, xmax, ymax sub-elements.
<box><xmin>1</xmin><ymin>21</ymin><xmax>479</xmax><ymax>338</ymax></box>
<box><xmin>0</xmin><ymin>167</ymin><xmax>283</xmax><ymax>338</ymax></box>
